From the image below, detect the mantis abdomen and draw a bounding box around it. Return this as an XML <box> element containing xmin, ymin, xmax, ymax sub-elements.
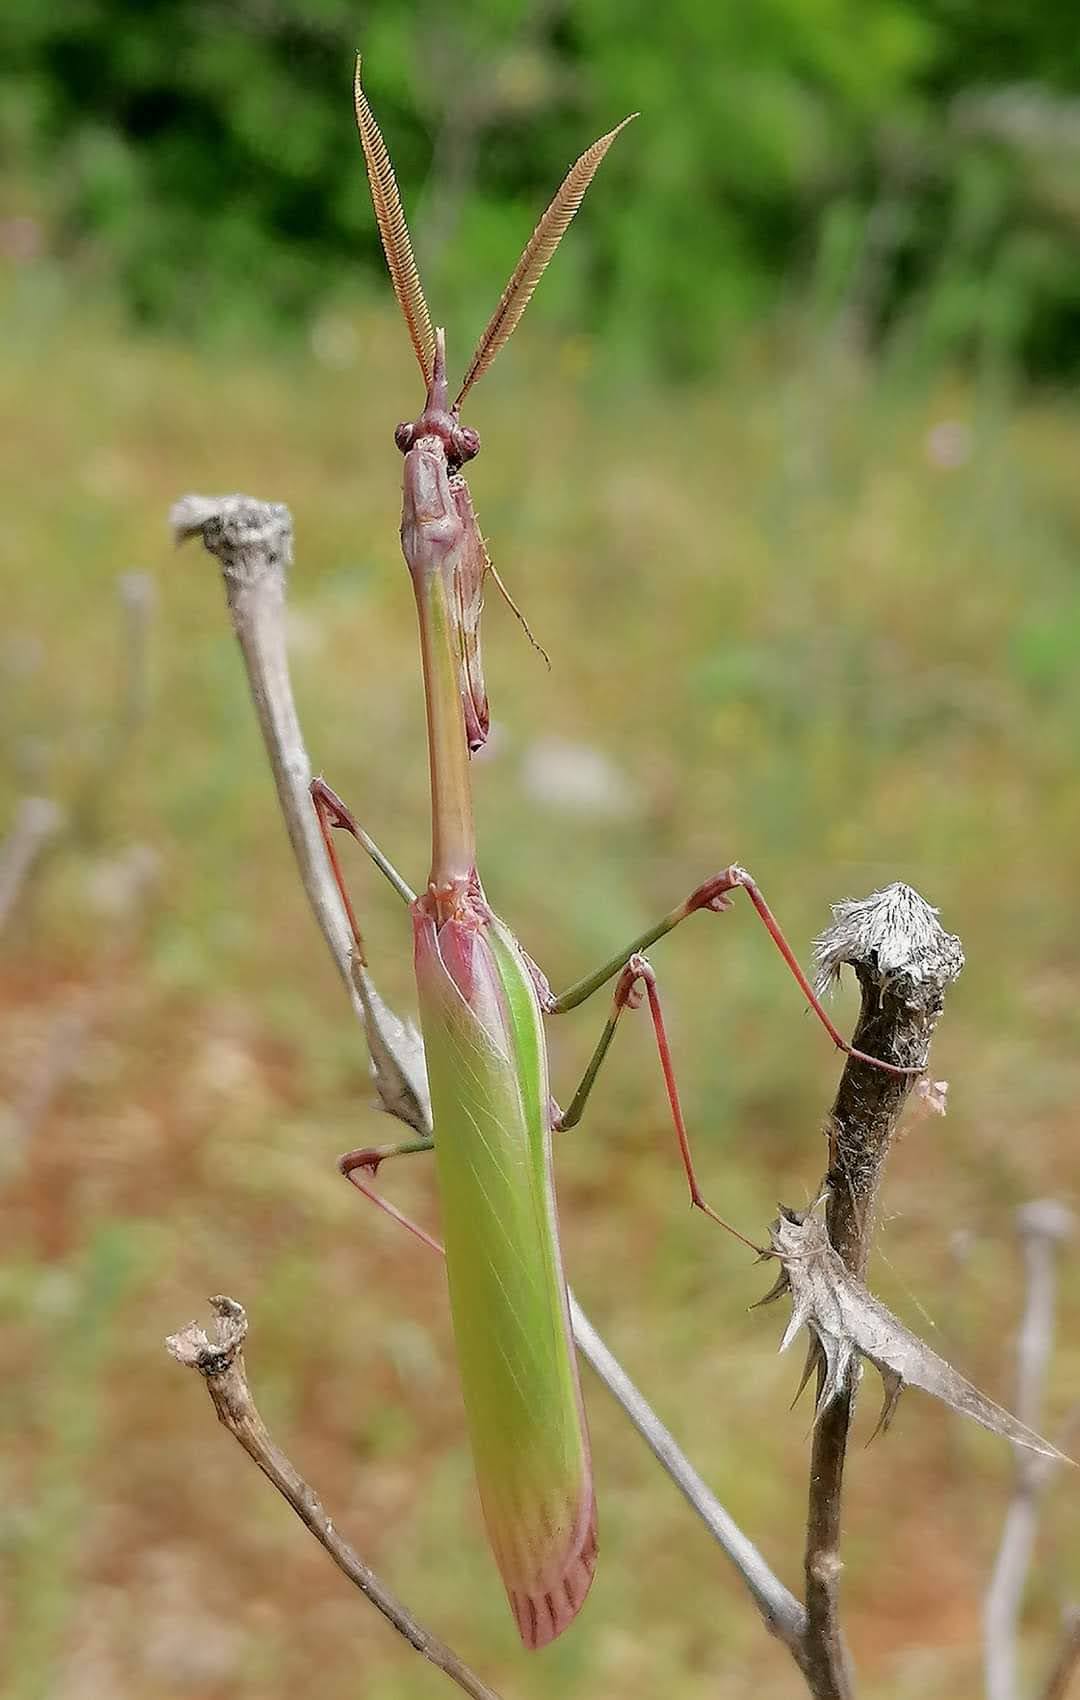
<box><xmin>414</xmin><ymin>904</ymin><xmax>596</xmax><ymax>1648</ymax></box>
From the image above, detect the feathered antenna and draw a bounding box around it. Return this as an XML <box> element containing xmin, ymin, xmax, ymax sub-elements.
<box><xmin>454</xmin><ymin>115</ymin><xmax>636</xmax><ymax>411</ymax></box>
<box><xmin>353</xmin><ymin>58</ymin><xmax>436</xmax><ymax>386</ymax></box>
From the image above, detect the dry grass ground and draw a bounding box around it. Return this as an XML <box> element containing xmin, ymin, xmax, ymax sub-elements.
<box><xmin>1</xmin><ymin>278</ymin><xmax>1078</xmax><ymax>1698</ymax></box>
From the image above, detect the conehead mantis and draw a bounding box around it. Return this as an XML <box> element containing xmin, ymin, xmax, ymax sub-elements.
<box><xmin>315</xmin><ymin>61</ymin><xmax>919</xmax><ymax>1652</ymax></box>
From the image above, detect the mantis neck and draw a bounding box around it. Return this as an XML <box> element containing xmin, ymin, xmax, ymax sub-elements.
<box><xmin>413</xmin><ymin>553</ymin><xmax>477</xmax><ymax>902</ymax></box>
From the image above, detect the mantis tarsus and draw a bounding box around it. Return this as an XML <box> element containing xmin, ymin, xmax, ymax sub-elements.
<box><xmin>318</xmin><ymin>61</ymin><xmax>919</xmax><ymax>1651</ymax></box>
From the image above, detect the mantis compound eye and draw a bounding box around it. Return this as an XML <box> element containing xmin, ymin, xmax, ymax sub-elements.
<box><xmin>394</xmin><ymin>421</ymin><xmax>415</xmax><ymax>453</ymax></box>
<box><xmin>452</xmin><ymin>425</ymin><xmax>481</xmax><ymax>464</ymax></box>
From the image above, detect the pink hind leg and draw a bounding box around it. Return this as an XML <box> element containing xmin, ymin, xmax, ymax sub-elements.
<box><xmin>553</xmin><ymin>954</ymin><xmax>765</xmax><ymax>1255</ymax></box>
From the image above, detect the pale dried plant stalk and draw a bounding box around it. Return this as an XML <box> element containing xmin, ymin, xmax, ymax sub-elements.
<box><xmin>0</xmin><ymin>796</ymin><xmax>64</xmax><ymax>936</ymax></box>
<box><xmin>985</xmin><ymin>1201</ymin><xmax>1076</xmax><ymax>1700</ymax></box>
<box><xmin>796</xmin><ymin>883</ymin><xmax>965</xmax><ymax>1699</ymax></box>
<box><xmin>167</xmin><ymin>1298</ymin><xmax>503</xmax><ymax>1700</ymax></box>
<box><xmin>170</xmin><ymin>493</ymin><xmax>430</xmax><ymax>1135</ymax></box>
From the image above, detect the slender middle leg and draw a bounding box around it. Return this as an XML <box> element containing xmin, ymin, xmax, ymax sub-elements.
<box><xmin>310</xmin><ymin>778</ymin><xmax>416</xmax><ymax>965</ymax></box>
<box><xmin>338</xmin><ymin>1139</ymin><xmax>441</xmax><ymax>1255</ymax></box>
<box><xmin>554</xmin><ymin>953</ymin><xmax>763</xmax><ymax>1255</ymax></box>
<box><xmin>547</xmin><ymin>865</ymin><xmax>919</xmax><ymax>1079</ymax></box>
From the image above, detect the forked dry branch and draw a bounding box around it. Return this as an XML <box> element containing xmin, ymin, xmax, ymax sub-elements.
<box><xmin>167</xmin><ymin>1298</ymin><xmax>504</xmax><ymax>1700</ymax></box>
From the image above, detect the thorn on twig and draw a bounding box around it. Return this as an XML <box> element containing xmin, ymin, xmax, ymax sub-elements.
<box><xmin>764</xmin><ymin>1208</ymin><xmax>1068</xmax><ymax>1461</ymax></box>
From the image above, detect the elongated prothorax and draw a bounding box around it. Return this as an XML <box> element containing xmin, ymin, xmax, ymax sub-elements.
<box><xmin>398</xmin><ymin>331</ymin><xmax>479</xmax><ymax>899</ymax></box>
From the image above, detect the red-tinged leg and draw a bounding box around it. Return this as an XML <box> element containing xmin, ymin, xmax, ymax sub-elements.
<box><xmin>554</xmin><ymin>953</ymin><xmax>764</xmax><ymax>1257</ymax></box>
<box><xmin>310</xmin><ymin>779</ymin><xmax>416</xmax><ymax>971</ymax></box>
<box><xmin>338</xmin><ymin>1140</ymin><xmax>442</xmax><ymax>1257</ymax></box>
<box><xmin>547</xmin><ymin>865</ymin><xmax>920</xmax><ymax>1081</ymax></box>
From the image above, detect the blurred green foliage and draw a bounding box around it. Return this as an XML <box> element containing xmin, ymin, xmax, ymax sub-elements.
<box><xmin>2</xmin><ymin>0</ymin><xmax>1079</xmax><ymax>376</ymax></box>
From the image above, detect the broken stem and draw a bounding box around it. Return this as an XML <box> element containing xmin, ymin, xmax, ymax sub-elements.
<box><xmin>799</xmin><ymin>886</ymin><xmax>964</xmax><ymax>1698</ymax></box>
<box><xmin>166</xmin><ymin>1298</ymin><xmax>503</xmax><ymax>1700</ymax></box>
<box><xmin>0</xmin><ymin>796</ymin><xmax>64</xmax><ymax>937</ymax></box>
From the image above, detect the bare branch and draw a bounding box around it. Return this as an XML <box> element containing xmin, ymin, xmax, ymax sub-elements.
<box><xmin>800</xmin><ymin>884</ymin><xmax>964</xmax><ymax>1698</ymax></box>
<box><xmin>568</xmin><ymin>1292</ymin><xmax>808</xmax><ymax>1653</ymax></box>
<box><xmin>171</xmin><ymin>493</ymin><xmax>430</xmax><ymax>1135</ymax></box>
<box><xmin>0</xmin><ymin>796</ymin><xmax>64</xmax><ymax>936</ymax></box>
<box><xmin>984</xmin><ymin>1201</ymin><xmax>1075</xmax><ymax>1700</ymax></box>
<box><xmin>166</xmin><ymin>1297</ymin><xmax>504</xmax><ymax>1700</ymax></box>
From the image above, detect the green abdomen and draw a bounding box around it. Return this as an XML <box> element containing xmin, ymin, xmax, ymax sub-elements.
<box><xmin>413</xmin><ymin>903</ymin><xmax>596</xmax><ymax>1646</ymax></box>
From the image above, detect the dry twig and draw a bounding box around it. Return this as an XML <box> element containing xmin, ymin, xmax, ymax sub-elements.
<box><xmin>797</xmin><ymin>885</ymin><xmax>964</xmax><ymax>1698</ymax></box>
<box><xmin>166</xmin><ymin>1298</ymin><xmax>504</xmax><ymax>1700</ymax></box>
<box><xmin>0</xmin><ymin>796</ymin><xmax>64</xmax><ymax>937</ymax></box>
<box><xmin>984</xmin><ymin>1201</ymin><xmax>1075</xmax><ymax>1700</ymax></box>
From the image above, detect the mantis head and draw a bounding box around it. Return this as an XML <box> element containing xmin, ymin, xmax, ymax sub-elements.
<box><xmin>353</xmin><ymin>59</ymin><xmax>633</xmax><ymax>783</ymax></box>
<box><xmin>393</xmin><ymin>331</ymin><xmax>481</xmax><ymax>476</ymax></box>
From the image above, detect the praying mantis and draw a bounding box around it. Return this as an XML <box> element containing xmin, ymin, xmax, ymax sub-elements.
<box><xmin>313</xmin><ymin>62</ymin><xmax>919</xmax><ymax>1652</ymax></box>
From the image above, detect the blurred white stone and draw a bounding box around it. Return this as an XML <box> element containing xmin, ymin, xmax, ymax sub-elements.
<box><xmin>0</xmin><ymin>216</ymin><xmax>43</xmax><ymax>263</ymax></box>
<box><xmin>520</xmin><ymin>736</ymin><xmax>637</xmax><ymax>818</ymax></box>
<box><xmin>194</xmin><ymin>1033</ymin><xmax>260</xmax><ymax>1097</ymax></box>
<box><xmin>925</xmin><ymin>419</ymin><xmax>972</xmax><ymax>470</ymax></box>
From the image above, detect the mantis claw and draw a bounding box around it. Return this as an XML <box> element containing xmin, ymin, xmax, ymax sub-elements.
<box><xmin>339</xmin><ymin>1146</ymin><xmax>383</xmax><ymax>1178</ymax></box>
<box><xmin>684</xmin><ymin>868</ymin><xmax>742</xmax><ymax>915</ymax></box>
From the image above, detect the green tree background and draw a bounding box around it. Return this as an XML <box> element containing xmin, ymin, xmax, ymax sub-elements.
<box><xmin>3</xmin><ymin>0</ymin><xmax>1079</xmax><ymax>376</ymax></box>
